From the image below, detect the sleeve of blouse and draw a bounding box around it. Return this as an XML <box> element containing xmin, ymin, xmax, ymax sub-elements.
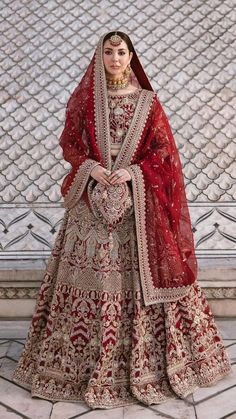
<box><xmin>59</xmin><ymin>99</ymin><xmax>100</xmax><ymax>208</ymax></box>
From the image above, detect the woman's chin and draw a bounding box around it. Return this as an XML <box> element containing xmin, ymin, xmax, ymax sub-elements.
<box><xmin>107</xmin><ymin>70</ymin><xmax>123</xmax><ymax>79</ymax></box>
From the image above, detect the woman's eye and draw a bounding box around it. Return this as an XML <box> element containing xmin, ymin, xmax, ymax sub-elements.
<box><xmin>104</xmin><ymin>51</ymin><xmax>126</xmax><ymax>56</ymax></box>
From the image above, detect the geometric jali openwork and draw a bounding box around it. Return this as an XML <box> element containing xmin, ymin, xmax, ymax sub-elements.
<box><xmin>0</xmin><ymin>0</ymin><xmax>235</xmax><ymax>204</ymax></box>
<box><xmin>0</xmin><ymin>204</ymin><xmax>235</xmax><ymax>259</ymax></box>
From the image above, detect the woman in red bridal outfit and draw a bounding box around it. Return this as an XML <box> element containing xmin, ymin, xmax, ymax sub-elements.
<box><xmin>13</xmin><ymin>31</ymin><xmax>232</xmax><ymax>408</ymax></box>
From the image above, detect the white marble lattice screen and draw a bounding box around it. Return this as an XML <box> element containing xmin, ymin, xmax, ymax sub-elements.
<box><xmin>0</xmin><ymin>0</ymin><xmax>235</xmax><ymax>259</ymax></box>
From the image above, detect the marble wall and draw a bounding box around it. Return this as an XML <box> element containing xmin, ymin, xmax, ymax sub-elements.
<box><xmin>0</xmin><ymin>0</ymin><xmax>235</xmax><ymax>260</ymax></box>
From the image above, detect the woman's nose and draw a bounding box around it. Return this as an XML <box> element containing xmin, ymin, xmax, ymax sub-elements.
<box><xmin>112</xmin><ymin>54</ymin><xmax>119</xmax><ymax>61</ymax></box>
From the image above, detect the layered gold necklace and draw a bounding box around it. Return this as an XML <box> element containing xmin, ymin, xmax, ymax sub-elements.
<box><xmin>106</xmin><ymin>75</ymin><xmax>129</xmax><ymax>90</ymax></box>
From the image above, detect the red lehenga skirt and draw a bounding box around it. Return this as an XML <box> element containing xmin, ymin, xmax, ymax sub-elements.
<box><xmin>12</xmin><ymin>199</ymin><xmax>232</xmax><ymax>408</ymax></box>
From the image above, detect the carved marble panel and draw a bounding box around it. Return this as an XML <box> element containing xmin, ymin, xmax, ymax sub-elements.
<box><xmin>0</xmin><ymin>204</ymin><xmax>235</xmax><ymax>258</ymax></box>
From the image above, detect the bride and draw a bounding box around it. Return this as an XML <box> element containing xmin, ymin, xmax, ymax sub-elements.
<box><xmin>13</xmin><ymin>31</ymin><xmax>231</xmax><ymax>409</ymax></box>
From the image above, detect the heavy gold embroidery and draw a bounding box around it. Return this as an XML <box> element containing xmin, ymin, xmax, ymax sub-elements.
<box><xmin>113</xmin><ymin>90</ymin><xmax>155</xmax><ymax>170</ymax></box>
<box><xmin>63</xmin><ymin>159</ymin><xmax>100</xmax><ymax>209</ymax></box>
<box><xmin>108</xmin><ymin>91</ymin><xmax>140</xmax><ymax>156</ymax></box>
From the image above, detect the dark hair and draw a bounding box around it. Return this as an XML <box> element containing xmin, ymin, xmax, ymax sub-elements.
<box><xmin>103</xmin><ymin>31</ymin><xmax>134</xmax><ymax>53</ymax></box>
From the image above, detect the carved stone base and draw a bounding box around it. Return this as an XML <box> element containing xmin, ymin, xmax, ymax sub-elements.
<box><xmin>197</xmin><ymin>258</ymin><xmax>236</xmax><ymax>317</ymax></box>
<box><xmin>0</xmin><ymin>259</ymin><xmax>235</xmax><ymax>318</ymax></box>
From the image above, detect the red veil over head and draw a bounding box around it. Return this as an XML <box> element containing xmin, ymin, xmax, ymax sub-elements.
<box><xmin>59</xmin><ymin>32</ymin><xmax>198</xmax><ymax>305</ymax></box>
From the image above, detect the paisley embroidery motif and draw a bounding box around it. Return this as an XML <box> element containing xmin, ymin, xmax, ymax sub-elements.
<box><xmin>88</xmin><ymin>180</ymin><xmax>133</xmax><ymax>226</ymax></box>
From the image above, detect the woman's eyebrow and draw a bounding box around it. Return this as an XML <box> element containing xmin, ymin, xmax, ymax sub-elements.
<box><xmin>104</xmin><ymin>47</ymin><xmax>127</xmax><ymax>51</ymax></box>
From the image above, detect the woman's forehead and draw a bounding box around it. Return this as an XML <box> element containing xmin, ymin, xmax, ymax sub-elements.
<box><xmin>103</xmin><ymin>39</ymin><xmax>128</xmax><ymax>50</ymax></box>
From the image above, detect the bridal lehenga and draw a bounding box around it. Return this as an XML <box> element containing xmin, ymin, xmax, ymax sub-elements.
<box><xmin>13</xmin><ymin>33</ymin><xmax>232</xmax><ymax>409</ymax></box>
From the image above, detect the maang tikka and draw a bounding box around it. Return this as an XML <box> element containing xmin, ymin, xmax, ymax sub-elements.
<box><xmin>109</xmin><ymin>32</ymin><xmax>123</xmax><ymax>46</ymax></box>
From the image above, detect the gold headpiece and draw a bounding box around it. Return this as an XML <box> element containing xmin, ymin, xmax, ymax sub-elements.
<box><xmin>109</xmin><ymin>32</ymin><xmax>123</xmax><ymax>46</ymax></box>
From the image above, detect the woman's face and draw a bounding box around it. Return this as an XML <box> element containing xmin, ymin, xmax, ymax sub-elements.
<box><xmin>103</xmin><ymin>39</ymin><xmax>133</xmax><ymax>80</ymax></box>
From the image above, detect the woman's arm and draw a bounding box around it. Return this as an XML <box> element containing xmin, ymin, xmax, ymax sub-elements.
<box><xmin>59</xmin><ymin>100</ymin><xmax>100</xmax><ymax>207</ymax></box>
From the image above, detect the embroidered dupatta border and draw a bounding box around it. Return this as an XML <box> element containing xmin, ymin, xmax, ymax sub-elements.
<box><xmin>94</xmin><ymin>36</ymin><xmax>111</xmax><ymax>170</ymax></box>
<box><xmin>113</xmin><ymin>91</ymin><xmax>155</xmax><ymax>170</ymax></box>
<box><xmin>63</xmin><ymin>159</ymin><xmax>100</xmax><ymax>209</ymax></box>
<box><xmin>127</xmin><ymin>164</ymin><xmax>192</xmax><ymax>305</ymax></box>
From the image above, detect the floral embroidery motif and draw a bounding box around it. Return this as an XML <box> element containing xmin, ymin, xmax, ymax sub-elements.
<box><xmin>108</xmin><ymin>91</ymin><xmax>140</xmax><ymax>150</ymax></box>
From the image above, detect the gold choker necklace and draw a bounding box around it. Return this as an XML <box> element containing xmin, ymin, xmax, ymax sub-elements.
<box><xmin>106</xmin><ymin>76</ymin><xmax>129</xmax><ymax>90</ymax></box>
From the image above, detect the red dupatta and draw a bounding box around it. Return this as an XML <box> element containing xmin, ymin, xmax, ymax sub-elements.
<box><xmin>59</xmin><ymin>33</ymin><xmax>198</xmax><ymax>305</ymax></box>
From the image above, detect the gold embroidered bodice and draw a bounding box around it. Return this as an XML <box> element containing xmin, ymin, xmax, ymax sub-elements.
<box><xmin>107</xmin><ymin>89</ymin><xmax>141</xmax><ymax>156</ymax></box>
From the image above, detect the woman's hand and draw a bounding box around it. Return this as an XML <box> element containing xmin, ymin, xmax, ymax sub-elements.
<box><xmin>90</xmin><ymin>165</ymin><xmax>111</xmax><ymax>186</ymax></box>
<box><xmin>108</xmin><ymin>169</ymin><xmax>131</xmax><ymax>185</ymax></box>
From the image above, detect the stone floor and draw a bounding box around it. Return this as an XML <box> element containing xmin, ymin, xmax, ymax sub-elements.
<box><xmin>0</xmin><ymin>319</ymin><xmax>236</xmax><ymax>419</ymax></box>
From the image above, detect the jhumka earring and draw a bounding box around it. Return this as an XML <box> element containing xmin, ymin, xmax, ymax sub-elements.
<box><xmin>123</xmin><ymin>64</ymin><xmax>131</xmax><ymax>78</ymax></box>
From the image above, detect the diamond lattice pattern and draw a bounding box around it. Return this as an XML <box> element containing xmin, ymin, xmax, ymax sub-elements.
<box><xmin>0</xmin><ymin>0</ymin><xmax>235</xmax><ymax>204</ymax></box>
